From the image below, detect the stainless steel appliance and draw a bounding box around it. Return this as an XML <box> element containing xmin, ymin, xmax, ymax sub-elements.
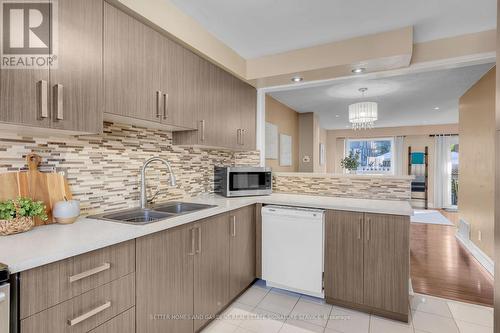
<box><xmin>214</xmin><ymin>166</ymin><xmax>272</xmax><ymax>197</ymax></box>
<box><xmin>0</xmin><ymin>263</ymin><xmax>9</xmax><ymax>333</ymax></box>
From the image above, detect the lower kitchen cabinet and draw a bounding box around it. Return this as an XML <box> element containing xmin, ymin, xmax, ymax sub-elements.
<box><xmin>20</xmin><ymin>274</ymin><xmax>135</xmax><ymax>333</ymax></box>
<box><xmin>363</xmin><ymin>213</ymin><xmax>409</xmax><ymax>316</ymax></box>
<box><xmin>136</xmin><ymin>223</ymin><xmax>195</xmax><ymax>333</ymax></box>
<box><xmin>229</xmin><ymin>205</ymin><xmax>256</xmax><ymax>300</ymax></box>
<box><xmin>324</xmin><ymin>210</ymin><xmax>364</xmax><ymax>305</ymax></box>
<box><xmin>136</xmin><ymin>205</ymin><xmax>256</xmax><ymax>333</ymax></box>
<box><xmin>89</xmin><ymin>307</ymin><xmax>135</xmax><ymax>333</ymax></box>
<box><xmin>193</xmin><ymin>214</ymin><xmax>231</xmax><ymax>331</ymax></box>
<box><xmin>324</xmin><ymin>210</ymin><xmax>410</xmax><ymax>322</ymax></box>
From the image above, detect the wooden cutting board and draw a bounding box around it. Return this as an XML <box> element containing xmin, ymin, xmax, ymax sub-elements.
<box><xmin>0</xmin><ymin>153</ymin><xmax>72</xmax><ymax>225</ymax></box>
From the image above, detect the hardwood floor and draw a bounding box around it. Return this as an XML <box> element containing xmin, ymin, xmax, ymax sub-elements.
<box><xmin>410</xmin><ymin>210</ymin><xmax>494</xmax><ymax>307</ymax></box>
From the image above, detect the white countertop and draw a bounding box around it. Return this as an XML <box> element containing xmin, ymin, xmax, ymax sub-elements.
<box><xmin>274</xmin><ymin>172</ymin><xmax>415</xmax><ymax>180</ymax></box>
<box><xmin>0</xmin><ymin>193</ymin><xmax>413</xmax><ymax>273</ymax></box>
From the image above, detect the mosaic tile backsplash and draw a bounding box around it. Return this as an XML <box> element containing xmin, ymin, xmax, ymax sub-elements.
<box><xmin>273</xmin><ymin>173</ymin><xmax>412</xmax><ymax>201</ymax></box>
<box><xmin>0</xmin><ymin>122</ymin><xmax>260</xmax><ymax>215</ymax></box>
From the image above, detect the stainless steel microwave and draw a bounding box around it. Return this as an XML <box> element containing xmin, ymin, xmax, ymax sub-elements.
<box><xmin>214</xmin><ymin>166</ymin><xmax>272</xmax><ymax>197</ymax></box>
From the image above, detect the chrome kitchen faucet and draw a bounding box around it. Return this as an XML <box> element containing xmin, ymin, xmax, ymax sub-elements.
<box><xmin>140</xmin><ymin>157</ymin><xmax>177</xmax><ymax>209</ymax></box>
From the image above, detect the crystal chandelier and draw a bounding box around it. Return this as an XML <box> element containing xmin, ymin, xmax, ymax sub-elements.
<box><xmin>348</xmin><ymin>88</ymin><xmax>378</xmax><ymax>130</ymax></box>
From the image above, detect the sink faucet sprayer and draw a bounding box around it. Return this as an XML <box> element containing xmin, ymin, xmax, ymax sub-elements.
<box><xmin>140</xmin><ymin>157</ymin><xmax>177</xmax><ymax>209</ymax></box>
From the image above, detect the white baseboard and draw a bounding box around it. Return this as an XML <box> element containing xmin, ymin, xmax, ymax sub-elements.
<box><xmin>455</xmin><ymin>219</ymin><xmax>494</xmax><ymax>276</ymax></box>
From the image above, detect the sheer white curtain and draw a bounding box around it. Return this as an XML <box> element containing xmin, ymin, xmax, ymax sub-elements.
<box><xmin>393</xmin><ymin>136</ymin><xmax>405</xmax><ymax>176</ymax></box>
<box><xmin>434</xmin><ymin>135</ymin><xmax>452</xmax><ymax>208</ymax></box>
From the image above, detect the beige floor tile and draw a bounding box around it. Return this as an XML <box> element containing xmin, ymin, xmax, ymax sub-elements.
<box><xmin>410</xmin><ymin>294</ymin><xmax>453</xmax><ymax>318</ymax></box>
<box><xmin>279</xmin><ymin>319</ymin><xmax>325</xmax><ymax>333</ymax></box>
<box><xmin>233</xmin><ymin>328</ymin><xmax>255</xmax><ymax>333</ymax></box>
<box><xmin>326</xmin><ymin>306</ymin><xmax>370</xmax><ymax>333</ymax></box>
<box><xmin>201</xmin><ymin>319</ymin><xmax>238</xmax><ymax>333</ymax></box>
<box><xmin>412</xmin><ymin>310</ymin><xmax>459</xmax><ymax>333</ymax></box>
<box><xmin>238</xmin><ymin>287</ymin><xmax>269</xmax><ymax>307</ymax></box>
<box><xmin>222</xmin><ymin>302</ymin><xmax>256</xmax><ymax>326</ymax></box>
<box><xmin>455</xmin><ymin>320</ymin><xmax>493</xmax><ymax>333</ymax></box>
<box><xmin>257</xmin><ymin>289</ymin><xmax>300</xmax><ymax>316</ymax></box>
<box><xmin>370</xmin><ymin>315</ymin><xmax>413</xmax><ymax>333</ymax></box>
<box><xmin>447</xmin><ymin>301</ymin><xmax>493</xmax><ymax>327</ymax></box>
<box><xmin>290</xmin><ymin>298</ymin><xmax>332</xmax><ymax>327</ymax></box>
<box><xmin>240</xmin><ymin>308</ymin><xmax>286</xmax><ymax>333</ymax></box>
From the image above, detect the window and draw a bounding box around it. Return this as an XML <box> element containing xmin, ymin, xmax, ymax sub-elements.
<box><xmin>346</xmin><ymin>138</ymin><xmax>394</xmax><ymax>174</ymax></box>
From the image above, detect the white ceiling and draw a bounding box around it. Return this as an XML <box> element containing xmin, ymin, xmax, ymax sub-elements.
<box><xmin>169</xmin><ymin>0</ymin><xmax>496</xmax><ymax>59</ymax></box>
<box><xmin>269</xmin><ymin>63</ymin><xmax>494</xmax><ymax>130</ymax></box>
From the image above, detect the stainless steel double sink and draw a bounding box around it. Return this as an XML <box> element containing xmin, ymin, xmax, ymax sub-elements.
<box><xmin>90</xmin><ymin>202</ymin><xmax>217</xmax><ymax>225</ymax></box>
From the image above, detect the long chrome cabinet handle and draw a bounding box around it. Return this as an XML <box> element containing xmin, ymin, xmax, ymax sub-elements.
<box><xmin>199</xmin><ymin>120</ymin><xmax>205</xmax><ymax>142</ymax></box>
<box><xmin>196</xmin><ymin>226</ymin><xmax>202</xmax><ymax>253</ymax></box>
<box><xmin>366</xmin><ymin>218</ymin><xmax>370</xmax><ymax>241</ymax></box>
<box><xmin>156</xmin><ymin>91</ymin><xmax>162</xmax><ymax>118</ymax></box>
<box><xmin>53</xmin><ymin>84</ymin><xmax>63</xmax><ymax>120</ymax></box>
<box><xmin>241</xmin><ymin>129</ymin><xmax>245</xmax><ymax>146</ymax></box>
<box><xmin>38</xmin><ymin>80</ymin><xmax>48</xmax><ymax>119</ymax></box>
<box><xmin>69</xmin><ymin>262</ymin><xmax>111</xmax><ymax>283</ymax></box>
<box><xmin>163</xmin><ymin>93</ymin><xmax>168</xmax><ymax>119</ymax></box>
<box><xmin>358</xmin><ymin>217</ymin><xmax>362</xmax><ymax>240</ymax></box>
<box><xmin>231</xmin><ymin>216</ymin><xmax>236</xmax><ymax>237</ymax></box>
<box><xmin>237</xmin><ymin>129</ymin><xmax>241</xmax><ymax>145</ymax></box>
<box><xmin>188</xmin><ymin>228</ymin><xmax>195</xmax><ymax>256</ymax></box>
<box><xmin>67</xmin><ymin>301</ymin><xmax>111</xmax><ymax>326</ymax></box>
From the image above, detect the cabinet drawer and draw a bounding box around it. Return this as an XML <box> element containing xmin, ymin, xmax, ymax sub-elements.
<box><xmin>89</xmin><ymin>307</ymin><xmax>135</xmax><ymax>333</ymax></box>
<box><xmin>21</xmin><ymin>273</ymin><xmax>135</xmax><ymax>333</ymax></box>
<box><xmin>20</xmin><ymin>240</ymin><xmax>135</xmax><ymax>318</ymax></box>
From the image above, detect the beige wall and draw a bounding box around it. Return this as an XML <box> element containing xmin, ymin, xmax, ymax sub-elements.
<box><xmin>298</xmin><ymin>113</ymin><xmax>314</xmax><ymax>172</ymax></box>
<box><xmin>459</xmin><ymin>67</ymin><xmax>496</xmax><ymax>258</ymax></box>
<box><xmin>265</xmin><ymin>96</ymin><xmax>299</xmax><ymax>172</ymax></box>
<box><xmin>297</xmin><ymin>113</ymin><xmax>327</xmax><ymax>172</ymax></box>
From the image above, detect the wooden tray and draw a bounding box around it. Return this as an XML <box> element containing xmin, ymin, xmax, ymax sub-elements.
<box><xmin>0</xmin><ymin>154</ymin><xmax>73</xmax><ymax>225</ymax></box>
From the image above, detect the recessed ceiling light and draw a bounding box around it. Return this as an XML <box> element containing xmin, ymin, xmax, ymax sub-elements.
<box><xmin>433</xmin><ymin>107</ymin><xmax>440</xmax><ymax>110</ymax></box>
<box><xmin>335</xmin><ymin>115</ymin><xmax>340</xmax><ymax>118</ymax></box>
<box><xmin>291</xmin><ymin>76</ymin><xmax>303</xmax><ymax>83</ymax></box>
<box><xmin>352</xmin><ymin>68</ymin><xmax>366</xmax><ymax>74</ymax></box>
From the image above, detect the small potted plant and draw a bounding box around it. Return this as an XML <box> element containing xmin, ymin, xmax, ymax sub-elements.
<box><xmin>340</xmin><ymin>151</ymin><xmax>360</xmax><ymax>174</ymax></box>
<box><xmin>0</xmin><ymin>197</ymin><xmax>48</xmax><ymax>236</ymax></box>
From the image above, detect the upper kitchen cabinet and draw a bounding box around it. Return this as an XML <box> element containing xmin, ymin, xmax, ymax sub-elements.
<box><xmin>0</xmin><ymin>0</ymin><xmax>103</xmax><ymax>133</ymax></box>
<box><xmin>172</xmin><ymin>63</ymin><xmax>257</xmax><ymax>150</ymax></box>
<box><xmin>0</xmin><ymin>0</ymin><xmax>50</xmax><ymax>129</ymax></box>
<box><xmin>237</xmin><ymin>79</ymin><xmax>257</xmax><ymax>150</ymax></box>
<box><xmin>104</xmin><ymin>3</ymin><xmax>198</xmax><ymax>130</ymax></box>
<box><xmin>160</xmin><ymin>38</ymin><xmax>199</xmax><ymax>129</ymax></box>
<box><xmin>104</xmin><ymin>3</ymin><xmax>163</xmax><ymax>124</ymax></box>
<box><xmin>50</xmin><ymin>0</ymin><xmax>103</xmax><ymax>133</ymax></box>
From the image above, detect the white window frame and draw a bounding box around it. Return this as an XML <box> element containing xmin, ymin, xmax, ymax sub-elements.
<box><xmin>345</xmin><ymin>137</ymin><xmax>395</xmax><ymax>175</ymax></box>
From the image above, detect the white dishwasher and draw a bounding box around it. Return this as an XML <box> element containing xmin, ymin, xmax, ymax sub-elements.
<box><xmin>262</xmin><ymin>205</ymin><xmax>325</xmax><ymax>298</ymax></box>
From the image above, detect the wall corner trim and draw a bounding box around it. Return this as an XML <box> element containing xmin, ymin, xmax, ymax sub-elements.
<box><xmin>456</xmin><ymin>219</ymin><xmax>494</xmax><ymax>276</ymax></box>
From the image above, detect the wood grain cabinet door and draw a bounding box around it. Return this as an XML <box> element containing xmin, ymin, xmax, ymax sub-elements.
<box><xmin>136</xmin><ymin>225</ymin><xmax>195</xmax><ymax>333</ymax></box>
<box><xmin>229</xmin><ymin>205</ymin><xmax>256</xmax><ymax>300</ymax></box>
<box><xmin>161</xmin><ymin>38</ymin><xmax>198</xmax><ymax>129</ymax></box>
<box><xmin>324</xmin><ymin>210</ymin><xmax>364</xmax><ymax>304</ymax></box>
<box><xmin>239</xmin><ymin>81</ymin><xmax>257</xmax><ymax>151</ymax></box>
<box><xmin>363</xmin><ymin>213</ymin><xmax>409</xmax><ymax>315</ymax></box>
<box><xmin>89</xmin><ymin>307</ymin><xmax>135</xmax><ymax>333</ymax></box>
<box><xmin>49</xmin><ymin>0</ymin><xmax>103</xmax><ymax>133</ymax></box>
<box><xmin>0</xmin><ymin>0</ymin><xmax>51</xmax><ymax>128</ymax></box>
<box><xmin>104</xmin><ymin>3</ymin><xmax>162</xmax><ymax>123</ymax></box>
<box><xmin>193</xmin><ymin>214</ymin><xmax>231</xmax><ymax>331</ymax></box>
